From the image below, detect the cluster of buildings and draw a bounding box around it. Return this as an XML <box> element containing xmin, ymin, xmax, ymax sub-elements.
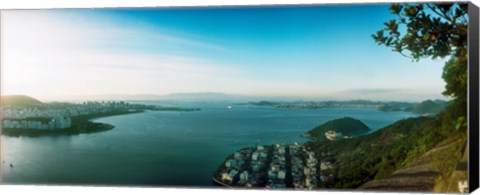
<box><xmin>1</xmin><ymin>101</ymin><xmax>138</xmax><ymax>130</ymax></box>
<box><xmin>266</xmin><ymin>144</ymin><xmax>287</xmax><ymax>188</ymax></box>
<box><xmin>275</xmin><ymin>102</ymin><xmax>382</xmax><ymax>109</ymax></box>
<box><xmin>220</xmin><ymin>147</ymin><xmax>252</xmax><ymax>185</ymax></box>
<box><xmin>246</xmin><ymin>145</ymin><xmax>270</xmax><ymax>186</ymax></box>
<box><xmin>303</xmin><ymin>149</ymin><xmax>320</xmax><ymax>189</ymax></box>
<box><xmin>290</xmin><ymin>144</ymin><xmax>305</xmax><ymax>188</ymax></box>
<box><xmin>219</xmin><ymin>145</ymin><xmax>271</xmax><ymax>187</ymax></box>
<box><xmin>2</xmin><ymin>116</ymin><xmax>72</xmax><ymax>130</ymax></box>
<box><xmin>215</xmin><ymin>143</ymin><xmax>335</xmax><ymax>190</ymax></box>
<box><xmin>289</xmin><ymin>143</ymin><xmax>332</xmax><ymax>189</ymax></box>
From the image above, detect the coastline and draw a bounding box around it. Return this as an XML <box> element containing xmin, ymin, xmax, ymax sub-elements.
<box><xmin>1</xmin><ymin>106</ymin><xmax>201</xmax><ymax>137</ymax></box>
<box><xmin>300</xmin><ymin>133</ymin><xmax>321</xmax><ymax>142</ymax></box>
<box><xmin>1</xmin><ymin>110</ymin><xmax>143</xmax><ymax>137</ymax></box>
<box><xmin>211</xmin><ymin>176</ymin><xmax>233</xmax><ymax>188</ymax></box>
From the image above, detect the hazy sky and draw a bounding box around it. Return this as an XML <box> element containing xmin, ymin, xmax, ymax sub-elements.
<box><xmin>1</xmin><ymin>5</ymin><xmax>449</xmax><ymax>101</ymax></box>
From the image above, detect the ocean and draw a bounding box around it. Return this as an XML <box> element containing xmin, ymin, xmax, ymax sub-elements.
<box><xmin>0</xmin><ymin>102</ymin><xmax>415</xmax><ymax>187</ymax></box>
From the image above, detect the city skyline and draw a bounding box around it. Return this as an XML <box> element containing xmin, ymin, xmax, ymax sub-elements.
<box><xmin>1</xmin><ymin>5</ymin><xmax>448</xmax><ymax>102</ymax></box>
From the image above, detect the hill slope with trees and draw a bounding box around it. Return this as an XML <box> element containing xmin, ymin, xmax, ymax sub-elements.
<box><xmin>1</xmin><ymin>95</ymin><xmax>45</xmax><ymax>108</ymax></box>
<box><xmin>306</xmin><ymin>117</ymin><xmax>371</xmax><ymax>140</ymax></box>
<box><xmin>306</xmin><ymin>102</ymin><xmax>466</xmax><ymax>190</ymax></box>
<box><xmin>324</xmin><ymin>2</ymin><xmax>470</xmax><ymax>191</ymax></box>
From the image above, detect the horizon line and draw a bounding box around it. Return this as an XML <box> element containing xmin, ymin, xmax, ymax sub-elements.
<box><xmin>0</xmin><ymin>92</ymin><xmax>450</xmax><ymax>103</ymax></box>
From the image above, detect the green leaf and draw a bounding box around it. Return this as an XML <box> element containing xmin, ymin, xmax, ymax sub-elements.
<box><xmin>423</xmin><ymin>33</ymin><xmax>430</xmax><ymax>41</ymax></box>
<box><xmin>376</xmin><ymin>30</ymin><xmax>384</xmax><ymax>39</ymax></box>
<box><xmin>389</xmin><ymin>4</ymin><xmax>402</xmax><ymax>15</ymax></box>
<box><xmin>455</xmin><ymin>116</ymin><xmax>465</xmax><ymax>130</ymax></box>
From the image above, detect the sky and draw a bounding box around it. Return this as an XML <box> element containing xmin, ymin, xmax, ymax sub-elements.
<box><xmin>1</xmin><ymin>4</ymin><xmax>450</xmax><ymax>101</ymax></box>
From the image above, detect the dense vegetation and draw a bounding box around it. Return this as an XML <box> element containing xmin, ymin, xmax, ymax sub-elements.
<box><xmin>406</xmin><ymin>99</ymin><xmax>449</xmax><ymax>115</ymax></box>
<box><xmin>372</xmin><ymin>3</ymin><xmax>467</xmax><ymax>119</ymax></box>
<box><xmin>305</xmin><ymin>101</ymin><xmax>466</xmax><ymax>189</ymax></box>
<box><xmin>306</xmin><ymin>117</ymin><xmax>371</xmax><ymax>139</ymax></box>
<box><xmin>350</xmin><ymin>3</ymin><xmax>469</xmax><ymax>190</ymax></box>
<box><xmin>377</xmin><ymin>99</ymin><xmax>448</xmax><ymax>115</ymax></box>
<box><xmin>248</xmin><ymin>101</ymin><xmax>280</xmax><ymax>106</ymax></box>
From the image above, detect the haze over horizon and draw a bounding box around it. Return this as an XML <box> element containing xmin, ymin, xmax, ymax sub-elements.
<box><xmin>1</xmin><ymin>5</ymin><xmax>448</xmax><ymax>102</ymax></box>
<box><xmin>1</xmin><ymin>91</ymin><xmax>448</xmax><ymax>103</ymax></box>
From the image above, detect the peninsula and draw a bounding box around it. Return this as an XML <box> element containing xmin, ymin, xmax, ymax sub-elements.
<box><xmin>213</xmin><ymin>104</ymin><xmax>467</xmax><ymax>192</ymax></box>
<box><xmin>212</xmin><ymin>117</ymin><xmax>367</xmax><ymax>189</ymax></box>
<box><xmin>212</xmin><ymin>143</ymin><xmax>325</xmax><ymax>190</ymax></box>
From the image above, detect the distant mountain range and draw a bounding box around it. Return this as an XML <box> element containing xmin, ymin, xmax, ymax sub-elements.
<box><xmin>0</xmin><ymin>93</ymin><xmax>262</xmax><ymax>103</ymax></box>
<box><xmin>1</xmin><ymin>95</ymin><xmax>45</xmax><ymax>108</ymax></box>
<box><xmin>0</xmin><ymin>94</ymin><xmax>449</xmax><ymax>115</ymax></box>
<box><xmin>56</xmin><ymin>92</ymin><xmax>294</xmax><ymax>102</ymax></box>
<box><xmin>159</xmin><ymin>92</ymin><xmax>252</xmax><ymax>101</ymax></box>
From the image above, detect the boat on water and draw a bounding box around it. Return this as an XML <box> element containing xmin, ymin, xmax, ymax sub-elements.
<box><xmin>227</xmin><ymin>105</ymin><xmax>232</xmax><ymax>109</ymax></box>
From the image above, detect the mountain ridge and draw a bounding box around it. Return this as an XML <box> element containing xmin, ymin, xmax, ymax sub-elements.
<box><xmin>1</xmin><ymin>95</ymin><xmax>45</xmax><ymax>108</ymax></box>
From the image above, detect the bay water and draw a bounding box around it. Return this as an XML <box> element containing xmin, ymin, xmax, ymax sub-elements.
<box><xmin>0</xmin><ymin>102</ymin><xmax>415</xmax><ymax>187</ymax></box>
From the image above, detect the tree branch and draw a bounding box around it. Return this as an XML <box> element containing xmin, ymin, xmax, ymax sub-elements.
<box><xmin>426</xmin><ymin>4</ymin><xmax>454</xmax><ymax>24</ymax></box>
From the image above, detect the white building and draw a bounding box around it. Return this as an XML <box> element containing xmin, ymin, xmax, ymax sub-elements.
<box><xmin>221</xmin><ymin>172</ymin><xmax>232</xmax><ymax>182</ymax></box>
<box><xmin>251</xmin><ymin>152</ymin><xmax>259</xmax><ymax>161</ymax></box>
<box><xmin>257</xmin><ymin>145</ymin><xmax>264</xmax><ymax>151</ymax></box>
<box><xmin>277</xmin><ymin>171</ymin><xmax>286</xmax><ymax>180</ymax></box>
<box><xmin>239</xmin><ymin>171</ymin><xmax>249</xmax><ymax>183</ymax></box>
<box><xmin>325</xmin><ymin>130</ymin><xmax>342</xmax><ymax>141</ymax></box>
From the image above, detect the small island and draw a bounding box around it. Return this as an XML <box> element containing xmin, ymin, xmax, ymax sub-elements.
<box><xmin>1</xmin><ymin>95</ymin><xmax>200</xmax><ymax>137</ymax></box>
<box><xmin>303</xmin><ymin>117</ymin><xmax>371</xmax><ymax>141</ymax></box>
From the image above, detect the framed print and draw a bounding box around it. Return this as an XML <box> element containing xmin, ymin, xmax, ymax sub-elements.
<box><xmin>1</xmin><ymin>0</ymin><xmax>479</xmax><ymax>193</ymax></box>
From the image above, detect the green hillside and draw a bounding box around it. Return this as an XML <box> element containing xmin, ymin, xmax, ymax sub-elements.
<box><xmin>307</xmin><ymin>102</ymin><xmax>466</xmax><ymax>190</ymax></box>
<box><xmin>1</xmin><ymin>95</ymin><xmax>45</xmax><ymax>108</ymax></box>
<box><xmin>406</xmin><ymin>100</ymin><xmax>449</xmax><ymax>115</ymax></box>
<box><xmin>306</xmin><ymin>117</ymin><xmax>371</xmax><ymax>139</ymax></box>
<box><xmin>359</xmin><ymin>133</ymin><xmax>467</xmax><ymax>192</ymax></box>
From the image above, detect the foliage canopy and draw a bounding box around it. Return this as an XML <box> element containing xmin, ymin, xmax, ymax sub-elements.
<box><xmin>372</xmin><ymin>3</ymin><xmax>468</xmax><ymax>102</ymax></box>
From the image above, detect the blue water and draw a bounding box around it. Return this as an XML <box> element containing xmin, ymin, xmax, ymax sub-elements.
<box><xmin>0</xmin><ymin>102</ymin><xmax>415</xmax><ymax>187</ymax></box>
